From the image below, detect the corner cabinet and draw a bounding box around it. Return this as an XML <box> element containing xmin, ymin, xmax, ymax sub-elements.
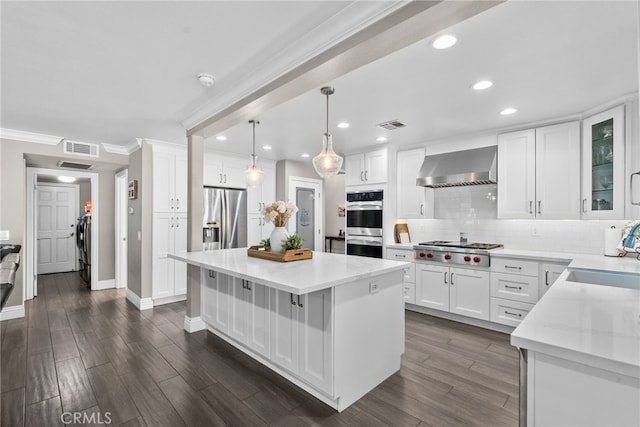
<box><xmin>396</xmin><ymin>148</ymin><xmax>433</xmax><ymax>219</ymax></box>
<box><xmin>581</xmin><ymin>105</ymin><xmax>625</xmax><ymax>219</ymax></box>
<box><xmin>498</xmin><ymin>121</ymin><xmax>580</xmax><ymax>219</ymax></box>
<box><xmin>345</xmin><ymin>148</ymin><xmax>387</xmax><ymax>186</ymax></box>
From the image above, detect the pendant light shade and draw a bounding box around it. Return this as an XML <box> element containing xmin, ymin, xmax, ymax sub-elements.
<box><xmin>246</xmin><ymin>120</ymin><xmax>263</xmax><ymax>187</ymax></box>
<box><xmin>312</xmin><ymin>87</ymin><xmax>343</xmax><ymax>178</ymax></box>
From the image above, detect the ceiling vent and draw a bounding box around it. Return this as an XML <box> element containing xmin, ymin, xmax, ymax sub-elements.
<box><xmin>376</xmin><ymin>119</ymin><xmax>406</xmax><ymax>130</ymax></box>
<box><xmin>63</xmin><ymin>140</ymin><xmax>99</xmax><ymax>157</ymax></box>
<box><xmin>57</xmin><ymin>161</ymin><xmax>94</xmax><ymax>170</ymax></box>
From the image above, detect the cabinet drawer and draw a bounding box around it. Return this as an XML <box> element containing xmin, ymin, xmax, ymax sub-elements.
<box><xmin>490</xmin><ymin>297</ymin><xmax>534</xmax><ymax>327</ymax></box>
<box><xmin>491</xmin><ymin>272</ymin><xmax>539</xmax><ymax>303</ymax></box>
<box><xmin>386</xmin><ymin>248</ymin><xmax>414</xmax><ymax>261</ymax></box>
<box><xmin>403</xmin><ymin>282</ymin><xmax>416</xmax><ymax>304</ymax></box>
<box><xmin>491</xmin><ymin>258</ymin><xmax>539</xmax><ymax>276</ymax></box>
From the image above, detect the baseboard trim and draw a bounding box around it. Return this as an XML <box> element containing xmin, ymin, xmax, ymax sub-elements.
<box><xmin>405</xmin><ymin>304</ymin><xmax>514</xmax><ymax>334</ymax></box>
<box><xmin>95</xmin><ymin>279</ymin><xmax>116</xmax><ymax>290</ymax></box>
<box><xmin>0</xmin><ymin>305</ymin><xmax>25</xmax><ymax>321</ymax></box>
<box><xmin>152</xmin><ymin>294</ymin><xmax>186</xmax><ymax>306</ymax></box>
<box><xmin>183</xmin><ymin>316</ymin><xmax>206</xmax><ymax>333</ymax></box>
<box><xmin>126</xmin><ymin>289</ymin><xmax>154</xmax><ymax>311</ymax></box>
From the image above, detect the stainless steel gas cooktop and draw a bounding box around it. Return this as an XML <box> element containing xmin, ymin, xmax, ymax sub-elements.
<box><xmin>413</xmin><ymin>241</ymin><xmax>503</xmax><ymax>267</ymax></box>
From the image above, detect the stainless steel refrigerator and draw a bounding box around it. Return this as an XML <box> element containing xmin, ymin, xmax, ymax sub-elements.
<box><xmin>203</xmin><ymin>187</ymin><xmax>247</xmax><ymax>250</ymax></box>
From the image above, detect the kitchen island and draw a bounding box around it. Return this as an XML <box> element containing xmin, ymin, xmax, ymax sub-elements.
<box><xmin>169</xmin><ymin>248</ymin><xmax>408</xmax><ymax>411</ymax></box>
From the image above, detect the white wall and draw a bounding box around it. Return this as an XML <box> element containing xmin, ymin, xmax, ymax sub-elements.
<box><xmin>323</xmin><ymin>174</ymin><xmax>346</xmax><ymax>253</ymax></box>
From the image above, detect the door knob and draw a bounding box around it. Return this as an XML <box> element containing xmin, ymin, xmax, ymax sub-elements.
<box><xmin>122</xmin><ymin>237</ymin><xmax>127</xmax><ymax>241</ymax></box>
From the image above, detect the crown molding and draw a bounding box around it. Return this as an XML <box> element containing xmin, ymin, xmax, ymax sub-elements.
<box><xmin>101</xmin><ymin>143</ymin><xmax>130</xmax><ymax>155</ymax></box>
<box><xmin>0</xmin><ymin>128</ymin><xmax>63</xmax><ymax>145</ymax></box>
<box><xmin>180</xmin><ymin>1</ymin><xmax>407</xmax><ymax>132</ymax></box>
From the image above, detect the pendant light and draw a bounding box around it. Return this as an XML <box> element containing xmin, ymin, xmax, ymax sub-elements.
<box><xmin>312</xmin><ymin>86</ymin><xmax>343</xmax><ymax>178</ymax></box>
<box><xmin>246</xmin><ymin>119</ymin><xmax>263</xmax><ymax>187</ymax></box>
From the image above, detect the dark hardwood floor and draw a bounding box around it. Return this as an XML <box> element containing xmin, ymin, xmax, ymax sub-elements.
<box><xmin>1</xmin><ymin>272</ymin><xmax>518</xmax><ymax>426</ymax></box>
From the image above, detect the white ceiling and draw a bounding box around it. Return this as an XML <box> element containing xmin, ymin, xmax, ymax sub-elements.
<box><xmin>2</xmin><ymin>1</ymin><xmax>638</xmax><ymax>164</ymax></box>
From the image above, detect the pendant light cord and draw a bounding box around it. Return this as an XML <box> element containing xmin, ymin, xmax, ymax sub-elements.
<box><xmin>325</xmin><ymin>91</ymin><xmax>329</xmax><ymax>136</ymax></box>
<box><xmin>250</xmin><ymin>119</ymin><xmax>259</xmax><ymax>166</ymax></box>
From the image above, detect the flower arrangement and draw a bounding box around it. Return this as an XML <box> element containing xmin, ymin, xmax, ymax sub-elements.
<box><xmin>263</xmin><ymin>201</ymin><xmax>298</xmax><ymax>227</ymax></box>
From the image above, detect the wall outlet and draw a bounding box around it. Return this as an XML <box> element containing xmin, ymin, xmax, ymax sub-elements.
<box><xmin>531</xmin><ymin>225</ymin><xmax>539</xmax><ymax>237</ymax></box>
<box><xmin>137</xmin><ymin>231</ymin><xmax>142</xmax><ymax>241</ymax></box>
<box><xmin>369</xmin><ymin>282</ymin><xmax>379</xmax><ymax>294</ymax></box>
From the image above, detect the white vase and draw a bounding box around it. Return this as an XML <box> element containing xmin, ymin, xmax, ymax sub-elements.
<box><xmin>270</xmin><ymin>226</ymin><xmax>289</xmax><ymax>253</ymax></box>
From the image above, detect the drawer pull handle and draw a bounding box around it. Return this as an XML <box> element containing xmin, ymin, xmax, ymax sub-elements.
<box><xmin>545</xmin><ymin>269</ymin><xmax>550</xmax><ymax>286</ymax></box>
<box><xmin>443</xmin><ymin>272</ymin><xmax>448</xmax><ymax>284</ymax></box>
<box><xmin>505</xmin><ymin>285</ymin><xmax>522</xmax><ymax>290</ymax></box>
<box><xmin>291</xmin><ymin>293</ymin><xmax>296</xmax><ymax>305</ymax></box>
<box><xmin>395</xmin><ymin>254</ymin><xmax>406</xmax><ymax>258</ymax></box>
<box><xmin>504</xmin><ymin>265</ymin><xmax>522</xmax><ymax>270</ymax></box>
<box><xmin>505</xmin><ymin>310</ymin><xmax>523</xmax><ymax>318</ymax></box>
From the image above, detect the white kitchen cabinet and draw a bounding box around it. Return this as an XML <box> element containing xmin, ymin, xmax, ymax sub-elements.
<box><xmin>385</xmin><ymin>247</ymin><xmax>416</xmax><ymax>304</ymax></box>
<box><xmin>204</xmin><ymin>153</ymin><xmax>248</xmax><ymax>189</ymax></box>
<box><xmin>396</xmin><ymin>148</ymin><xmax>433</xmax><ymax>219</ymax></box>
<box><xmin>581</xmin><ymin>105</ymin><xmax>625</xmax><ymax>219</ymax></box>
<box><xmin>202</xmin><ymin>270</ymin><xmax>231</xmax><ymax>333</ymax></box>
<box><xmin>247</xmin><ymin>162</ymin><xmax>276</xmax><ymax>214</ymax></box>
<box><xmin>539</xmin><ymin>261</ymin><xmax>569</xmax><ymax>298</ymax></box>
<box><xmin>152</xmin><ymin>213</ymin><xmax>187</xmax><ymax>301</ymax></box>
<box><xmin>247</xmin><ymin>214</ymin><xmax>274</xmax><ymax>247</ymax></box>
<box><xmin>270</xmin><ymin>288</ymin><xmax>333</xmax><ymax>394</ymax></box>
<box><xmin>153</xmin><ymin>147</ymin><xmax>187</xmax><ymax>213</ymax></box>
<box><xmin>415</xmin><ymin>263</ymin><xmax>490</xmax><ymax>320</ymax></box>
<box><xmin>229</xmin><ymin>279</ymin><xmax>270</xmax><ymax>357</ymax></box>
<box><xmin>345</xmin><ymin>148</ymin><xmax>387</xmax><ymax>186</ymax></box>
<box><xmin>490</xmin><ymin>257</ymin><xmax>539</xmax><ymax>326</ymax></box>
<box><xmin>498</xmin><ymin>121</ymin><xmax>580</xmax><ymax>219</ymax></box>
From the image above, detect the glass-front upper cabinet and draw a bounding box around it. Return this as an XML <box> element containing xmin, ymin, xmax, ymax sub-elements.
<box><xmin>581</xmin><ymin>105</ymin><xmax>625</xmax><ymax>219</ymax></box>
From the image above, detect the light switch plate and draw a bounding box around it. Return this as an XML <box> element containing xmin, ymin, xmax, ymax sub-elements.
<box><xmin>137</xmin><ymin>231</ymin><xmax>141</xmax><ymax>241</ymax></box>
<box><xmin>369</xmin><ymin>282</ymin><xmax>379</xmax><ymax>294</ymax></box>
<box><xmin>0</xmin><ymin>230</ymin><xmax>9</xmax><ymax>241</ymax></box>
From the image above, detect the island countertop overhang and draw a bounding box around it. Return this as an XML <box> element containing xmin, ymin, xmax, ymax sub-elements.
<box><xmin>169</xmin><ymin>248</ymin><xmax>409</xmax><ymax>295</ymax></box>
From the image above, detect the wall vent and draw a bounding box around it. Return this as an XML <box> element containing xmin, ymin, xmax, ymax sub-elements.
<box><xmin>63</xmin><ymin>140</ymin><xmax>99</xmax><ymax>157</ymax></box>
<box><xmin>376</xmin><ymin>119</ymin><xmax>406</xmax><ymax>130</ymax></box>
<box><xmin>57</xmin><ymin>161</ymin><xmax>94</xmax><ymax>170</ymax></box>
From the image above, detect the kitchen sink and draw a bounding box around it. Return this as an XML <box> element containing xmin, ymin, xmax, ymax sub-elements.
<box><xmin>565</xmin><ymin>269</ymin><xmax>640</xmax><ymax>289</ymax></box>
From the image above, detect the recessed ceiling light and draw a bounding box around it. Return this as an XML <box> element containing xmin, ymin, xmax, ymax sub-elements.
<box><xmin>376</xmin><ymin>136</ymin><xmax>388</xmax><ymax>142</ymax></box>
<box><xmin>197</xmin><ymin>73</ymin><xmax>216</xmax><ymax>87</ymax></box>
<box><xmin>58</xmin><ymin>176</ymin><xmax>76</xmax><ymax>183</ymax></box>
<box><xmin>337</xmin><ymin>122</ymin><xmax>350</xmax><ymax>129</ymax></box>
<box><xmin>301</xmin><ymin>153</ymin><xmax>310</xmax><ymax>158</ymax></box>
<box><xmin>432</xmin><ymin>34</ymin><xmax>457</xmax><ymax>50</ymax></box>
<box><xmin>472</xmin><ymin>80</ymin><xmax>493</xmax><ymax>90</ymax></box>
<box><xmin>262</xmin><ymin>145</ymin><xmax>272</xmax><ymax>150</ymax></box>
<box><xmin>500</xmin><ymin>108</ymin><xmax>518</xmax><ymax>115</ymax></box>
<box><xmin>215</xmin><ymin>135</ymin><xmax>227</xmax><ymax>141</ymax></box>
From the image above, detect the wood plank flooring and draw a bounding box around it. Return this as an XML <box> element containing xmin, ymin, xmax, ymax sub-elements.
<box><xmin>1</xmin><ymin>272</ymin><xmax>518</xmax><ymax>426</ymax></box>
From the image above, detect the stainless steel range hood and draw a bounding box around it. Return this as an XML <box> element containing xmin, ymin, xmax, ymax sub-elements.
<box><xmin>416</xmin><ymin>146</ymin><xmax>497</xmax><ymax>188</ymax></box>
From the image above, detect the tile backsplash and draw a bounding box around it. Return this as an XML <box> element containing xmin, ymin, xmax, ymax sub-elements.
<box><xmin>402</xmin><ymin>186</ymin><xmax>631</xmax><ymax>254</ymax></box>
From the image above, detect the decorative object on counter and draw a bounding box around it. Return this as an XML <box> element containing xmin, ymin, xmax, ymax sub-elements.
<box><xmin>393</xmin><ymin>223</ymin><xmax>410</xmax><ymax>244</ymax></box>
<box><xmin>260</xmin><ymin>237</ymin><xmax>270</xmax><ymax>247</ymax></box>
<box><xmin>247</xmin><ymin>245</ymin><xmax>312</xmax><ymax>262</ymax></box>
<box><xmin>617</xmin><ymin>220</ymin><xmax>640</xmax><ymax>259</ymax></box>
<box><xmin>282</xmin><ymin>233</ymin><xmax>304</xmax><ymax>251</ymax></box>
<box><xmin>312</xmin><ymin>86</ymin><xmax>344</xmax><ymax>178</ymax></box>
<box><xmin>604</xmin><ymin>226</ymin><xmax>622</xmax><ymax>257</ymax></box>
<box><xmin>245</xmin><ymin>119</ymin><xmax>263</xmax><ymax>187</ymax></box>
<box><xmin>263</xmin><ymin>201</ymin><xmax>298</xmax><ymax>253</ymax></box>
<box><xmin>337</xmin><ymin>203</ymin><xmax>345</xmax><ymax>217</ymax></box>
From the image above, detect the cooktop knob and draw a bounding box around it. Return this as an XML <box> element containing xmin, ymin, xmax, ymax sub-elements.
<box><xmin>473</xmin><ymin>256</ymin><xmax>481</xmax><ymax>263</ymax></box>
<box><xmin>426</xmin><ymin>253</ymin><xmax>433</xmax><ymax>258</ymax></box>
<box><xmin>464</xmin><ymin>256</ymin><xmax>471</xmax><ymax>262</ymax></box>
<box><xmin>419</xmin><ymin>252</ymin><xmax>425</xmax><ymax>258</ymax></box>
<box><xmin>444</xmin><ymin>254</ymin><xmax>451</xmax><ymax>260</ymax></box>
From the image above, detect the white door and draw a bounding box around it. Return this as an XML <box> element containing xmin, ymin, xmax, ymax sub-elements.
<box><xmin>174</xmin><ymin>153</ymin><xmax>188</xmax><ymax>213</ymax></box>
<box><xmin>228</xmin><ymin>277</ymin><xmax>249</xmax><ymax>343</ymax></box>
<box><xmin>497</xmin><ymin>129</ymin><xmax>536</xmax><ymax>219</ymax></box>
<box><xmin>222</xmin><ymin>157</ymin><xmax>249</xmax><ymax>189</ymax></box>
<box><xmin>364</xmin><ymin>148</ymin><xmax>387</xmax><ymax>184</ymax></box>
<box><xmin>449</xmin><ymin>267</ymin><xmax>490</xmax><ymax>320</ymax></box>
<box><xmin>152</xmin><ymin>150</ymin><xmax>175</xmax><ymax>212</ymax></box>
<box><xmin>247</xmin><ymin>282</ymin><xmax>270</xmax><ymax>357</ymax></box>
<box><xmin>415</xmin><ymin>264</ymin><xmax>449</xmax><ymax>311</ymax></box>
<box><xmin>115</xmin><ymin>170</ymin><xmax>128</xmax><ymax>288</ymax></box>
<box><xmin>397</xmin><ymin>148</ymin><xmax>431</xmax><ymax>218</ymax></box>
<box><xmin>270</xmin><ymin>289</ymin><xmax>298</xmax><ymax>373</ymax></box>
<box><xmin>152</xmin><ymin>213</ymin><xmax>173</xmax><ymax>299</ymax></box>
<box><xmin>535</xmin><ymin>122</ymin><xmax>581</xmax><ymax>219</ymax></box>
<box><xmin>297</xmin><ymin>288</ymin><xmax>333</xmax><ymax>394</ymax></box>
<box><xmin>173</xmin><ymin>214</ymin><xmax>187</xmax><ymax>295</ymax></box>
<box><xmin>344</xmin><ymin>154</ymin><xmax>364</xmax><ymax>186</ymax></box>
<box><xmin>539</xmin><ymin>262</ymin><xmax>568</xmax><ymax>298</ymax></box>
<box><xmin>289</xmin><ymin>177</ymin><xmax>323</xmax><ymax>252</ymax></box>
<box><xmin>37</xmin><ymin>185</ymin><xmax>78</xmax><ymax>274</ymax></box>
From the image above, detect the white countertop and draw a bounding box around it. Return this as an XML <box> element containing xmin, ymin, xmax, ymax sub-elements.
<box><xmin>169</xmin><ymin>248</ymin><xmax>408</xmax><ymax>295</ymax></box>
<box><xmin>511</xmin><ymin>269</ymin><xmax>640</xmax><ymax>378</ymax></box>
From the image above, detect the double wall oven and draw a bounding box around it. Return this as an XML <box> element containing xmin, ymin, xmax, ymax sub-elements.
<box><xmin>346</xmin><ymin>190</ymin><xmax>383</xmax><ymax>258</ymax></box>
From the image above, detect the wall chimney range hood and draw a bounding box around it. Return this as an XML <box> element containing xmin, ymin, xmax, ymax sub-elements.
<box><xmin>416</xmin><ymin>146</ymin><xmax>497</xmax><ymax>188</ymax></box>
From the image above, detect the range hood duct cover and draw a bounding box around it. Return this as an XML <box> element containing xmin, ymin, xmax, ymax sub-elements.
<box><xmin>416</xmin><ymin>146</ymin><xmax>497</xmax><ymax>188</ymax></box>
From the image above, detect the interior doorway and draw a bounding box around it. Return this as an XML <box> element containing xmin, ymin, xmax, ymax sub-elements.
<box><xmin>36</xmin><ymin>184</ymin><xmax>78</xmax><ymax>274</ymax></box>
<box><xmin>26</xmin><ymin>168</ymin><xmax>99</xmax><ymax>299</ymax></box>
<box><xmin>288</xmin><ymin>176</ymin><xmax>323</xmax><ymax>251</ymax></box>
<box><xmin>115</xmin><ymin>169</ymin><xmax>128</xmax><ymax>289</ymax></box>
